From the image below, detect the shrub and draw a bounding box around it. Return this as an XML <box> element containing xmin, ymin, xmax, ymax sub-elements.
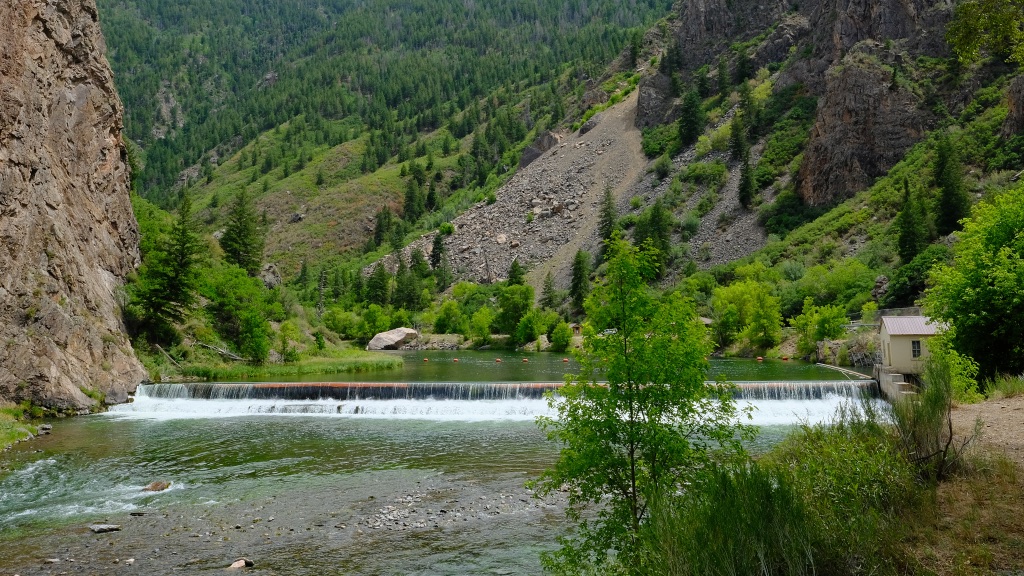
<box><xmin>680</xmin><ymin>161</ymin><xmax>728</xmax><ymax>189</ymax></box>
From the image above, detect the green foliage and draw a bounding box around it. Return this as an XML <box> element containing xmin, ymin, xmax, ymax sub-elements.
<box><xmin>598</xmin><ymin>186</ymin><xmax>618</xmax><ymax>260</ymax></box>
<box><xmin>434</xmin><ymin>299</ymin><xmax>469</xmax><ymax>335</ymax></box>
<box><xmin>219</xmin><ymin>189</ymin><xmax>266</xmax><ymax>276</ymax></box>
<box><xmin>729</xmin><ymin>112</ymin><xmax>749</xmax><ymax>161</ymax></box>
<box><xmin>533</xmin><ymin>239</ymin><xmax>750</xmax><ymax>573</ymax></box>
<box><xmin>652</xmin><ymin>153</ymin><xmax>672</xmax><ymax>180</ymax></box>
<box><xmin>365</xmin><ymin>265</ymin><xmax>391</xmax><ymax>306</ymax></box>
<box><xmin>641</xmin><ymin>124</ymin><xmax>679</xmax><ymax>158</ymax></box>
<box><xmin>890</xmin><ymin>345</ymin><xmax>979</xmax><ymax>482</ymax></box>
<box><xmin>881</xmin><ymin>244</ymin><xmax>950</xmax><ymax>308</ymax></box>
<box><xmin>507</xmin><ymin>259</ymin><xmax>526</xmax><ymax>286</ymax></box>
<box><xmin>643</xmin><ymin>463</ymin><xmax>815</xmax><ymax>576</ymax></box>
<box><xmin>737</xmin><ymin>158</ymin><xmax>754</xmax><ymax>208</ymax></box>
<box><xmin>496</xmin><ymin>284</ymin><xmax>534</xmax><ymax>335</ymax></box>
<box><xmin>129</xmin><ymin>191</ymin><xmax>205</xmax><ymax>342</ymax></box>
<box><xmin>199</xmin><ymin>263</ymin><xmax>273</xmax><ymax>363</ymax></box>
<box><xmin>679</xmin><ymin>161</ymin><xmax>727</xmax><ymax>188</ymax></box>
<box><xmin>540</xmin><ymin>270</ymin><xmax>560</xmax><ymax>310</ymax></box>
<box><xmin>677</xmin><ymin>89</ymin><xmax>705</xmax><ymax>147</ymax></box>
<box><xmin>895</xmin><ymin>178</ymin><xmax>928</xmax><ymax>263</ymax></box>
<box><xmin>632</xmin><ymin>202</ymin><xmax>673</xmax><ymax>276</ymax></box>
<box><xmin>790</xmin><ymin>297</ymin><xmax>848</xmax><ymax>358</ymax></box>
<box><xmin>947</xmin><ymin>0</ymin><xmax>1024</xmax><ymax>65</ymax></box>
<box><xmin>569</xmin><ymin>250</ymin><xmax>590</xmax><ymax>313</ymax></box>
<box><xmin>550</xmin><ymin>321</ymin><xmax>572</xmax><ymax>352</ymax></box>
<box><xmin>934</xmin><ymin>134</ymin><xmax>971</xmax><ymax>236</ymax></box>
<box><xmin>765</xmin><ymin>404</ymin><xmax>915</xmax><ymax>572</ymax></box>
<box><xmin>924</xmin><ymin>184</ymin><xmax>1024</xmax><ymax>377</ymax></box>
<box><xmin>757</xmin><ymin>188</ymin><xmax>827</xmax><ymax>236</ymax></box>
<box><xmin>742</xmin><ymin>285</ymin><xmax>783</xmax><ymax>351</ymax></box>
<box><xmin>470</xmin><ymin>306</ymin><xmax>496</xmax><ymax>344</ymax></box>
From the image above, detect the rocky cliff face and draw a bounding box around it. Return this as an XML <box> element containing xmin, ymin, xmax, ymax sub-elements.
<box><xmin>797</xmin><ymin>46</ymin><xmax>931</xmax><ymax>206</ymax></box>
<box><xmin>0</xmin><ymin>0</ymin><xmax>146</xmax><ymax>410</ymax></box>
<box><xmin>1004</xmin><ymin>75</ymin><xmax>1024</xmax><ymax>139</ymax></box>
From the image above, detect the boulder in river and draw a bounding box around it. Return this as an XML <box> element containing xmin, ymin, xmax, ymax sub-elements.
<box><xmin>229</xmin><ymin>557</ymin><xmax>254</xmax><ymax>569</ymax></box>
<box><xmin>366</xmin><ymin>328</ymin><xmax>419</xmax><ymax>351</ymax></box>
<box><xmin>143</xmin><ymin>481</ymin><xmax>172</xmax><ymax>492</ymax></box>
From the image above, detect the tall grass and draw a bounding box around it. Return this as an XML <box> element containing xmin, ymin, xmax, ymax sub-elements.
<box><xmin>645</xmin><ymin>401</ymin><xmax>917</xmax><ymax>576</ymax></box>
<box><xmin>985</xmin><ymin>373</ymin><xmax>1024</xmax><ymax>399</ymax></box>
<box><xmin>643</xmin><ymin>463</ymin><xmax>815</xmax><ymax>576</ymax></box>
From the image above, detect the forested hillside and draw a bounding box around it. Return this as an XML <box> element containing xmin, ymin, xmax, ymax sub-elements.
<box><xmin>98</xmin><ymin>0</ymin><xmax>670</xmax><ymax>206</ymax></box>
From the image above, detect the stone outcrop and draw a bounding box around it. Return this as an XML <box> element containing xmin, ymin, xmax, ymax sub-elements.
<box><xmin>0</xmin><ymin>0</ymin><xmax>145</xmax><ymax>409</ymax></box>
<box><xmin>366</xmin><ymin>328</ymin><xmax>419</xmax><ymax>351</ymax></box>
<box><xmin>797</xmin><ymin>46</ymin><xmax>930</xmax><ymax>206</ymax></box>
<box><xmin>1004</xmin><ymin>75</ymin><xmax>1024</xmax><ymax>139</ymax></box>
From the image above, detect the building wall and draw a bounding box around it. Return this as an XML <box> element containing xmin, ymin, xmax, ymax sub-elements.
<box><xmin>880</xmin><ymin>327</ymin><xmax>931</xmax><ymax>374</ymax></box>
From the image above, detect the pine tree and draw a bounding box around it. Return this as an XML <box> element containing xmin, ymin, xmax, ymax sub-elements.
<box><xmin>220</xmin><ymin>189</ymin><xmax>265</xmax><ymax>276</ymax></box>
<box><xmin>507</xmin><ymin>258</ymin><xmax>526</xmax><ymax>285</ymax></box>
<box><xmin>730</xmin><ymin>112</ymin><xmax>749</xmax><ymax>161</ymax></box>
<box><xmin>896</xmin><ymin>178</ymin><xmax>927</xmax><ymax>263</ymax></box>
<box><xmin>133</xmin><ymin>190</ymin><xmax>204</xmax><ymax>338</ymax></box>
<box><xmin>598</xmin><ymin>185</ymin><xmax>617</xmax><ymax>261</ymax></box>
<box><xmin>738</xmin><ymin>158</ymin><xmax>754</xmax><ymax>209</ymax></box>
<box><xmin>934</xmin><ymin>135</ymin><xmax>970</xmax><ymax>236</ymax></box>
<box><xmin>540</xmin><ymin>270</ymin><xmax>558</xmax><ymax>309</ymax></box>
<box><xmin>678</xmin><ymin>89</ymin><xmax>705</xmax><ymax>147</ymax></box>
<box><xmin>373</xmin><ymin>206</ymin><xmax>394</xmax><ymax>249</ymax></box>
<box><xmin>717</xmin><ymin>55</ymin><xmax>730</xmax><ymax>98</ymax></box>
<box><xmin>366</xmin><ymin>264</ymin><xmax>391</xmax><ymax>306</ymax></box>
<box><xmin>430</xmin><ymin>233</ymin><xmax>446</xmax><ymax>269</ymax></box>
<box><xmin>570</xmin><ymin>250</ymin><xmax>591</xmax><ymax>314</ymax></box>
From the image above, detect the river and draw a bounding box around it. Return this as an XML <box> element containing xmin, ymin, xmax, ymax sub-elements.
<box><xmin>0</xmin><ymin>353</ymin><xmax>873</xmax><ymax>574</ymax></box>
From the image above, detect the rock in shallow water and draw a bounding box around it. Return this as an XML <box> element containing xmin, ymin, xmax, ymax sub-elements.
<box><xmin>89</xmin><ymin>524</ymin><xmax>121</xmax><ymax>534</ymax></box>
<box><xmin>366</xmin><ymin>328</ymin><xmax>418</xmax><ymax>351</ymax></box>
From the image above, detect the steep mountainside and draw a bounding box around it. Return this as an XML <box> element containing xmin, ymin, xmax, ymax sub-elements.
<box><xmin>0</xmin><ymin>0</ymin><xmax>145</xmax><ymax>410</ymax></box>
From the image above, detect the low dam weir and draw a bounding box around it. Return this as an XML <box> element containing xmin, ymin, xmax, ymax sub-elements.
<box><xmin>137</xmin><ymin>380</ymin><xmax>878</xmax><ymax>402</ymax></box>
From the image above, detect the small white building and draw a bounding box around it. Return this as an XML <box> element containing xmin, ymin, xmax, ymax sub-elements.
<box><xmin>878</xmin><ymin>316</ymin><xmax>941</xmax><ymax>374</ymax></box>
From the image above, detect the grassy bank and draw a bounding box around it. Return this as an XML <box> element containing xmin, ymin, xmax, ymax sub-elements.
<box><xmin>0</xmin><ymin>404</ymin><xmax>38</xmax><ymax>450</ymax></box>
<box><xmin>178</xmin><ymin>351</ymin><xmax>403</xmax><ymax>381</ymax></box>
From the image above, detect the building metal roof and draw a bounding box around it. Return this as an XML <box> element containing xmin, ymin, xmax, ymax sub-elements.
<box><xmin>880</xmin><ymin>315</ymin><xmax>942</xmax><ymax>336</ymax></box>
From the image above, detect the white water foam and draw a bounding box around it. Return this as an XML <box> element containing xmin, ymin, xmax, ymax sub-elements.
<box><xmin>106</xmin><ymin>393</ymin><xmax>873</xmax><ymax>425</ymax></box>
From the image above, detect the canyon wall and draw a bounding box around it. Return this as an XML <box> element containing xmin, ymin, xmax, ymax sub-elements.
<box><xmin>0</xmin><ymin>0</ymin><xmax>146</xmax><ymax>410</ymax></box>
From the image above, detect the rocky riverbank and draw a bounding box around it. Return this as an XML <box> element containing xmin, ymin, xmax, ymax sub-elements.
<box><xmin>0</xmin><ymin>469</ymin><xmax>566</xmax><ymax>575</ymax></box>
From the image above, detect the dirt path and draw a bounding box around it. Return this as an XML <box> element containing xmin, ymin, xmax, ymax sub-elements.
<box><xmin>952</xmin><ymin>395</ymin><xmax>1024</xmax><ymax>468</ymax></box>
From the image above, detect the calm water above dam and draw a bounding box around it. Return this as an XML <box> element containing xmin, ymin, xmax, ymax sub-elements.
<box><xmin>0</xmin><ymin>354</ymin><xmax>874</xmax><ymax>574</ymax></box>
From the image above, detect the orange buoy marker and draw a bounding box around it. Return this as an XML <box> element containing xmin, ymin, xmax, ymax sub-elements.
<box><xmin>757</xmin><ymin>356</ymin><xmax>764</xmax><ymax>362</ymax></box>
<box><xmin>496</xmin><ymin>358</ymin><xmax>502</xmax><ymax>363</ymax></box>
<box><xmin>782</xmin><ymin>356</ymin><xmax>789</xmax><ymax>361</ymax></box>
<box><xmin>453</xmin><ymin>358</ymin><xmax>459</xmax><ymax>363</ymax></box>
<box><xmin>522</xmin><ymin>358</ymin><xmax>529</xmax><ymax>363</ymax></box>
<box><xmin>423</xmin><ymin>358</ymin><xmax>429</xmax><ymax>362</ymax></box>
<box><xmin>563</xmin><ymin>358</ymin><xmax>569</xmax><ymax>363</ymax></box>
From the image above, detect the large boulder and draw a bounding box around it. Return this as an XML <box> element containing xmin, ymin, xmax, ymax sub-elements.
<box><xmin>366</xmin><ymin>328</ymin><xmax>419</xmax><ymax>351</ymax></box>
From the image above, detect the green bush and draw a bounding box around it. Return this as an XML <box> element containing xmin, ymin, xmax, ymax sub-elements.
<box><xmin>680</xmin><ymin>161</ymin><xmax>727</xmax><ymax>188</ymax></box>
<box><xmin>642</xmin><ymin>124</ymin><xmax>680</xmax><ymax>158</ymax></box>
<box><xmin>550</xmin><ymin>321</ymin><xmax>572</xmax><ymax>352</ymax></box>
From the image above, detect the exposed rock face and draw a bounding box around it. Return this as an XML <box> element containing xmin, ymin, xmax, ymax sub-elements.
<box><xmin>635</xmin><ymin>72</ymin><xmax>675</xmax><ymax>128</ymax></box>
<box><xmin>0</xmin><ymin>0</ymin><xmax>145</xmax><ymax>409</ymax></box>
<box><xmin>1004</xmin><ymin>75</ymin><xmax>1024</xmax><ymax>139</ymax></box>
<box><xmin>366</xmin><ymin>328</ymin><xmax>419</xmax><ymax>351</ymax></box>
<box><xmin>671</xmin><ymin>0</ymin><xmax>790</xmax><ymax>74</ymax></box>
<box><xmin>797</xmin><ymin>47</ymin><xmax>930</xmax><ymax>206</ymax></box>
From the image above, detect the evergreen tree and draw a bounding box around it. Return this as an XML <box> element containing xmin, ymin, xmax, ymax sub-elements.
<box><xmin>678</xmin><ymin>89</ymin><xmax>705</xmax><ymax>148</ymax></box>
<box><xmin>219</xmin><ymin>189</ymin><xmax>265</xmax><ymax>277</ymax></box>
<box><xmin>730</xmin><ymin>112</ymin><xmax>749</xmax><ymax>161</ymax></box>
<box><xmin>896</xmin><ymin>178</ymin><xmax>927</xmax><ymax>263</ymax></box>
<box><xmin>540</xmin><ymin>270</ymin><xmax>558</xmax><ymax>309</ymax></box>
<box><xmin>570</xmin><ymin>250</ymin><xmax>591</xmax><ymax>313</ymax></box>
<box><xmin>404</xmin><ymin>180</ymin><xmax>425</xmax><ymax>222</ymax></box>
<box><xmin>430</xmin><ymin>233</ymin><xmax>446</xmax><ymax>269</ymax></box>
<box><xmin>934</xmin><ymin>135</ymin><xmax>970</xmax><ymax>236</ymax></box>
<box><xmin>366</xmin><ymin>264</ymin><xmax>391</xmax><ymax>306</ymax></box>
<box><xmin>598</xmin><ymin>185</ymin><xmax>617</xmax><ymax>261</ymax></box>
<box><xmin>738</xmin><ymin>158</ymin><xmax>754</xmax><ymax>209</ymax></box>
<box><xmin>373</xmin><ymin>206</ymin><xmax>394</xmax><ymax>249</ymax></box>
<box><xmin>133</xmin><ymin>190</ymin><xmax>204</xmax><ymax>339</ymax></box>
<box><xmin>634</xmin><ymin>201</ymin><xmax>672</xmax><ymax>276</ymax></box>
<box><xmin>717</xmin><ymin>55</ymin><xmax>730</xmax><ymax>98</ymax></box>
<box><xmin>507</xmin><ymin>258</ymin><xmax>526</xmax><ymax>285</ymax></box>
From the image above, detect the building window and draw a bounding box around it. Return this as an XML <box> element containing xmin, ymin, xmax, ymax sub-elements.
<box><xmin>912</xmin><ymin>340</ymin><xmax>922</xmax><ymax>359</ymax></box>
